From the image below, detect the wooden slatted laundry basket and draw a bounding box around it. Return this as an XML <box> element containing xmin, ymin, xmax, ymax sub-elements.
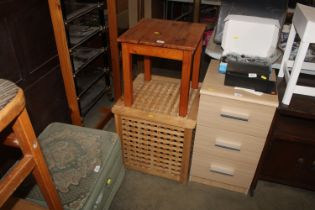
<box><xmin>112</xmin><ymin>74</ymin><xmax>199</xmax><ymax>183</ymax></box>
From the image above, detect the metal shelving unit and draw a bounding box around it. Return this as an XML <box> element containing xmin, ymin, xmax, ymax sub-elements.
<box><xmin>60</xmin><ymin>0</ymin><xmax>112</xmax><ymax>116</ymax></box>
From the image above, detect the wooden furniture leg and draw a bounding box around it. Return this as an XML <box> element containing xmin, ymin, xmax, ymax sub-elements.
<box><xmin>12</xmin><ymin>109</ymin><xmax>63</xmax><ymax>210</ymax></box>
<box><xmin>0</xmin><ymin>155</ymin><xmax>34</xmax><ymax>206</ymax></box>
<box><xmin>179</xmin><ymin>51</ymin><xmax>193</xmax><ymax>117</ymax></box>
<box><xmin>0</xmin><ymin>79</ymin><xmax>63</xmax><ymax>210</ymax></box>
<box><xmin>118</xmin><ymin>19</ymin><xmax>206</xmax><ymax>116</ymax></box>
<box><xmin>144</xmin><ymin>56</ymin><xmax>152</xmax><ymax>81</ymax></box>
<box><xmin>122</xmin><ymin>43</ymin><xmax>133</xmax><ymax>106</ymax></box>
<box><xmin>192</xmin><ymin>39</ymin><xmax>202</xmax><ymax>89</ymax></box>
<box><xmin>193</xmin><ymin>0</ymin><xmax>201</xmax><ymax>22</ymax></box>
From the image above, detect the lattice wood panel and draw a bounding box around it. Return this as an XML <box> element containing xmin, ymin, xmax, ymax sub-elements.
<box><xmin>120</xmin><ymin>116</ymin><xmax>188</xmax><ymax>181</ymax></box>
<box><xmin>132</xmin><ymin>74</ymin><xmax>198</xmax><ymax>117</ymax></box>
<box><xmin>112</xmin><ymin>73</ymin><xmax>199</xmax><ymax>182</ymax></box>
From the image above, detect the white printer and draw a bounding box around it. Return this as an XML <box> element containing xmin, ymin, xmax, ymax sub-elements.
<box><xmin>207</xmin><ymin>0</ymin><xmax>288</xmax><ymax>65</ymax></box>
<box><xmin>221</xmin><ymin>15</ymin><xmax>280</xmax><ymax>58</ymax></box>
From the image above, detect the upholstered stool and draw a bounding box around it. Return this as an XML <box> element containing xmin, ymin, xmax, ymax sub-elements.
<box><xmin>0</xmin><ymin>79</ymin><xmax>63</xmax><ymax>210</ymax></box>
<box><xmin>278</xmin><ymin>3</ymin><xmax>315</xmax><ymax>105</ymax></box>
<box><xmin>27</xmin><ymin>123</ymin><xmax>125</xmax><ymax>210</ymax></box>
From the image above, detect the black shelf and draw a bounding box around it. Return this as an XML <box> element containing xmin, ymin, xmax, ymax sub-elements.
<box><xmin>64</xmin><ymin>2</ymin><xmax>101</xmax><ymax>23</ymax></box>
<box><xmin>79</xmin><ymin>79</ymin><xmax>108</xmax><ymax>116</ymax></box>
<box><xmin>76</xmin><ymin>67</ymin><xmax>106</xmax><ymax>98</ymax></box>
<box><xmin>72</xmin><ymin>47</ymin><xmax>105</xmax><ymax>74</ymax></box>
<box><xmin>68</xmin><ymin>25</ymin><xmax>100</xmax><ymax>50</ymax></box>
<box><xmin>61</xmin><ymin>0</ymin><xmax>111</xmax><ymax>116</ymax></box>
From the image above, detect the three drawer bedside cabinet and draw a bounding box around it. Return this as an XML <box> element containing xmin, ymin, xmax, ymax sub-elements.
<box><xmin>190</xmin><ymin>60</ymin><xmax>278</xmax><ymax>194</ymax></box>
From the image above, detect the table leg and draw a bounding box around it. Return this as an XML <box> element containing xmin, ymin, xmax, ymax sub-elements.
<box><xmin>122</xmin><ymin>43</ymin><xmax>133</xmax><ymax>106</ymax></box>
<box><xmin>144</xmin><ymin>56</ymin><xmax>151</xmax><ymax>81</ymax></box>
<box><xmin>193</xmin><ymin>0</ymin><xmax>201</xmax><ymax>22</ymax></box>
<box><xmin>179</xmin><ymin>51</ymin><xmax>193</xmax><ymax>117</ymax></box>
<box><xmin>192</xmin><ymin>39</ymin><xmax>202</xmax><ymax>89</ymax></box>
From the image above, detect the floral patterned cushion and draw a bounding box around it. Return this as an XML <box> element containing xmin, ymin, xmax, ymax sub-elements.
<box><xmin>27</xmin><ymin>122</ymin><xmax>122</xmax><ymax>210</ymax></box>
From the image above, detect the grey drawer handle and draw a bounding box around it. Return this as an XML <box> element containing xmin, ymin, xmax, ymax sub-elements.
<box><xmin>215</xmin><ymin>138</ymin><xmax>242</xmax><ymax>151</ymax></box>
<box><xmin>220</xmin><ymin>109</ymin><xmax>249</xmax><ymax>122</ymax></box>
<box><xmin>210</xmin><ymin>164</ymin><xmax>235</xmax><ymax>176</ymax></box>
<box><xmin>220</xmin><ymin>113</ymin><xmax>248</xmax><ymax>121</ymax></box>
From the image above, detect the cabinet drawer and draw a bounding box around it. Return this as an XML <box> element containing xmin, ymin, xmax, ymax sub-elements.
<box><xmin>190</xmin><ymin>153</ymin><xmax>256</xmax><ymax>188</ymax></box>
<box><xmin>198</xmin><ymin>95</ymin><xmax>275</xmax><ymax>138</ymax></box>
<box><xmin>193</xmin><ymin>125</ymin><xmax>265</xmax><ymax>164</ymax></box>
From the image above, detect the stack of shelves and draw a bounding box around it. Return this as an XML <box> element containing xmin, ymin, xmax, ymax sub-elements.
<box><xmin>61</xmin><ymin>0</ymin><xmax>111</xmax><ymax>116</ymax></box>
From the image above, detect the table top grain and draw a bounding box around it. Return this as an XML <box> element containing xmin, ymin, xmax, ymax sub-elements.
<box><xmin>118</xmin><ymin>19</ymin><xmax>206</xmax><ymax>51</ymax></box>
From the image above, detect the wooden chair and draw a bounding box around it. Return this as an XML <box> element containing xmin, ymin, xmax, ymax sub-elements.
<box><xmin>278</xmin><ymin>3</ymin><xmax>315</xmax><ymax>105</ymax></box>
<box><xmin>0</xmin><ymin>79</ymin><xmax>63</xmax><ymax>209</ymax></box>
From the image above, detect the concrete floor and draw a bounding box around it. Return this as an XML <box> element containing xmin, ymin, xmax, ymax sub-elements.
<box><xmin>109</xmin><ymin>170</ymin><xmax>315</xmax><ymax>210</ymax></box>
<box><xmin>97</xmin><ymin>102</ymin><xmax>315</xmax><ymax>210</ymax></box>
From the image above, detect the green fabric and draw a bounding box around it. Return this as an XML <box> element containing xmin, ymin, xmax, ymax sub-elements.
<box><xmin>26</xmin><ymin>122</ymin><xmax>124</xmax><ymax>210</ymax></box>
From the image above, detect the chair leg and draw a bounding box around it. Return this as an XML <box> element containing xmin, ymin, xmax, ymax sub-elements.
<box><xmin>282</xmin><ymin>41</ymin><xmax>310</xmax><ymax>105</ymax></box>
<box><xmin>12</xmin><ymin>109</ymin><xmax>63</xmax><ymax>210</ymax></box>
<box><xmin>279</xmin><ymin>25</ymin><xmax>296</xmax><ymax>78</ymax></box>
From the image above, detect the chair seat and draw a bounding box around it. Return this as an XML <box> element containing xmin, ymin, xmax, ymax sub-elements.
<box><xmin>0</xmin><ymin>79</ymin><xmax>24</xmax><ymax>132</ymax></box>
<box><xmin>26</xmin><ymin>123</ymin><xmax>125</xmax><ymax>210</ymax></box>
<box><xmin>278</xmin><ymin>3</ymin><xmax>315</xmax><ymax>105</ymax></box>
<box><xmin>0</xmin><ymin>79</ymin><xmax>19</xmax><ymax>110</ymax></box>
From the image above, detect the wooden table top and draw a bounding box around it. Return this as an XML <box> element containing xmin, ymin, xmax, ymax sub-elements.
<box><xmin>118</xmin><ymin>19</ymin><xmax>206</xmax><ymax>51</ymax></box>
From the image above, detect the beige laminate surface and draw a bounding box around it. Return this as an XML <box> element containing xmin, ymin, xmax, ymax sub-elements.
<box><xmin>190</xmin><ymin>60</ymin><xmax>279</xmax><ymax>193</ymax></box>
<box><xmin>201</xmin><ymin>60</ymin><xmax>279</xmax><ymax>107</ymax></box>
<box><xmin>197</xmin><ymin>95</ymin><xmax>276</xmax><ymax>138</ymax></box>
<box><xmin>193</xmin><ymin>125</ymin><xmax>265</xmax><ymax>164</ymax></box>
<box><xmin>191</xmin><ymin>153</ymin><xmax>256</xmax><ymax>188</ymax></box>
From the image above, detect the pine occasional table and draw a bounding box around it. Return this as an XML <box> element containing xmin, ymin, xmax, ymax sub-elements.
<box><xmin>118</xmin><ymin>18</ymin><xmax>206</xmax><ymax>117</ymax></box>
